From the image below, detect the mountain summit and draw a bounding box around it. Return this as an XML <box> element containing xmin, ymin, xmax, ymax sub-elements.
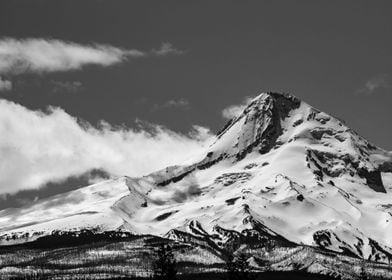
<box><xmin>214</xmin><ymin>92</ymin><xmax>301</xmax><ymax>159</ymax></box>
<box><xmin>1</xmin><ymin>92</ymin><xmax>392</xmax><ymax>264</ymax></box>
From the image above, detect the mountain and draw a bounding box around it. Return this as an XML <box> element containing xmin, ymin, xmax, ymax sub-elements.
<box><xmin>1</xmin><ymin>92</ymin><xmax>392</xmax><ymax>266</ymax></box>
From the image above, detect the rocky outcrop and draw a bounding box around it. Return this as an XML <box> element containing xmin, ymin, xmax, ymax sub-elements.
<box><xmin>235</xmin><ymin>93</ymin><xmax>301</xmax><ymax>160</ymax></box>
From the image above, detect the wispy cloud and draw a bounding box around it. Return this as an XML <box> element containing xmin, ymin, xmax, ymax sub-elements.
<box><xmin>0</xmin><ymin>38</ymin><xmax>145</xmax><ymax>75</ymax></box>
<box><xmin>221</xmin><ymin>97</ymin><xmax>253</xmax><ymax>120</ymax></box>
<box><xmin>0</xmin><ymin>99</ymin><xmax>212</xmax><ymax>195</ymax></box>
<box><xmin>152</xmin><ymin>42</ymin><xmax>185</xmax><ymax>56</ymax></box>
<box><xmin>164</xmin><ymin>98</ymin><xmax>189</xmax><ymax>108</ymax></box>
<box><xmin>154</xmin><ymin>98</ymin><xmax>190</xmax><ymax>111</ymax></box>
<box><xmin>0</xmin><ymin>76</ymin><xmax>12</xmax><ymax>91</ymax></box>
<box><xmin>357</xmin><ymin>73</ymin><xmax>391</xmax><ymax>95</ymax></box>
<box><xmin>163</xmin><ymin>98</ymin><xmax>190</xmax><ymax>110</ymax></box>
<box><xmin>0</xmin><ymin>38</ymin><xmax>186</xmax><ymax>90</ymax></box>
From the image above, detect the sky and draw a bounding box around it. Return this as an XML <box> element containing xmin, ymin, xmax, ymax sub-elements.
<box><xmin>0</xmin><ymin>0</ymin><xmax>391</xmax><ymax>207</ymax></box>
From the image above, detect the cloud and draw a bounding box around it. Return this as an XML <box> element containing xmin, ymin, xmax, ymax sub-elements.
<box><xmin>0</xmin><ymin>169</ymin><xmax>111</xmax><ymax>210</ymax></box>
<box><xmin>153</xmin><ymin>98</ymin><xmax>190</xmax><ymax>111</ymax></box>
<box><xmin>0</xmin><ymin>77</ymin><xmax>12</xmax><ymax>91</ymax></box>
<box><xmin>0</xmin><ymin>38</ymin><xmax>185</xmax><ymax>91</ymax></box>
<box><xmin>164</xmin><ymin>98</ymin><xmax>189</xmax><ymax>108</ymax></box>
<box><xmin>221</xmin><ymin>97</ymin><xmax>253</xmax><ymax>120</ymax></box>
<box><xmin>152</xmin><ymin>42</ymin><xmax>185</xmax><ymax>56</ymax></box>
<box><xmin>149</xmin><ymin>174</ymin><xmax>201</xmax><ymax>204</ymax></box>
<box><xmin>357</xmin><ymin>74</ymin><xmax>391</xmax><ymax>95</ymax></box>
<box><xmin>151</xmin><ymin>98</ymin><xmax>190</xmax><ymax>111</ymax></box>
<box><xmin>0</xmin><ymin>38</ymin><xmax>145</xmax><ymax>75</ymax></box>
<box><xmin>0</xmin><ymin>99</ymin><xmax>213</xmax><ymax>195</ymax></box>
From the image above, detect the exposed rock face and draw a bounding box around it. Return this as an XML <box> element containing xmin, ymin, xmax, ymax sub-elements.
<box><xmin>379</xmin><ymin>161</ymin><xmax>392</xmax><ymax>172</ymax></box>
<box><xmin>306</xmin><ymin>148</ymin><xmax>387</xmax><ymax>193</ymax></box>
<box><xmin>216</xmin><ymin>93</ymin><xmax>301</xmax><ymax>160</ymax></box>
<box><xmin>247</xmin><ymin>94</ymin><xmax>299</xmax><ymax>149</ymax></box>
<box><xmin>358</xmin><ymin>169</ymin><xmax>386</xmax><ymax>193</ymax></box>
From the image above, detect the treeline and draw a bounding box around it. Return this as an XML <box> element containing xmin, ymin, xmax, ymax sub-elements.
<box><xmin>150</xmin><ymin>244</ymin><xmax>342</xmax><ymax>280</ymax></box>
<box><xmin>25</xmin><ymin>229</ymin><xmax>135</xmax><ymax>248</ymax></box>
<box><xmin>151</xmin><ymin>244</ymin><xmax>255</xmax><ymax>280</ymax></box>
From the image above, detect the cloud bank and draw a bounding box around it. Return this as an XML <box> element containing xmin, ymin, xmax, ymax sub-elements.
<box><xmin>0</xmin><ymin>99</ymin><xmax>212</xmax><ymax>195</ymax></box>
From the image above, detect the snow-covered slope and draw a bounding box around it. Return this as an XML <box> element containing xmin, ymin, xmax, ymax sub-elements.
<box><xmin>1</xmin><ymin>92</ymin><xmax>392</xmax><ymax>263</ymax></box>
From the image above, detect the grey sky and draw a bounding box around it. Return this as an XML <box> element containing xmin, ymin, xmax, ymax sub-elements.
<box><xmin>0</xmin><ymin>0</ymin><xmax>391</xmax><ymax>207</ymax></box>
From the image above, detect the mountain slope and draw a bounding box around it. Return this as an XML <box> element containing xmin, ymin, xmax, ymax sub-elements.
<box><xmin>1</xmin><ymin>92</ymin><xmax>392</xmax><ymax>264</ymax></box>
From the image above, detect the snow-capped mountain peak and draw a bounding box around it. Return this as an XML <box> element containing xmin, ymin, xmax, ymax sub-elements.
<box><xmin>1</xmin><ymin>92</ymin><xmax>392</xmax><ymax>264</ymax></box>
<box><xmin>213</xmin><ymin>92</ymin><xmax>301</xmax><ymax>159</ymax></box>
